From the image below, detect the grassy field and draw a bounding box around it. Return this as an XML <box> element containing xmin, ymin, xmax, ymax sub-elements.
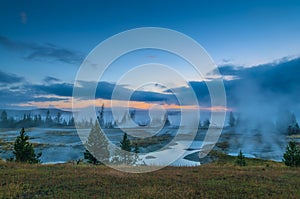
<box><xmin>1</xmin><ymin>153</ymin><xmax>300</xmax><ymax>199</ymax></box>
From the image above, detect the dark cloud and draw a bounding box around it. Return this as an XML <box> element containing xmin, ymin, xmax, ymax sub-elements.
<box><xmin>221</xmin><ymin>58</ymin><xmax>233</xmax><ymax>64</ymax></box>
<box><xmin>24</xmin><ymin>43</ymin><xmax>84</xmax><ymax>64</ymax></box>
<box><xmin>78</xmin><ymin>81</ymin><xmax>177</xmax><ymax>103</ymax></box>
<box><xmin>166</xmin><ymin>57</ymin><xmax>300</xmax><ymax>109</ymax></box>
<box><xmin>0</xmin><ymin>35</ymin><xmax>84</xmax><ymax>65</ymax></box>
<box><xmin>219</xmin><ymin>57</ymin><xmax>300</xmax><ymax>111</ymax></box>
<box><xmin>0</xmin><ymin>89</ymin><xmax>34</xmax><ymax>108</ymax></box>
<box><xmin>43</xmin><ymin>76</ymin><xmax>62</xmax><ymax>83</ymax></box>
<box><xmin>130</xmin><ymin>90</ymin><xmax>177</xmax><ymax>104</ymax></box>
<box><xmin>32</xmin><ymin>83</ymin><xmax>73</xmax><ymax>97</ymax></box>
<box><xmin>1</xmin><ymin>57</ymin><xmax>300</xmax><ymax>110</ymax></box>
<box><xmin>0</xmin><ymin>35</ymin><xmax>38</xmax><ymax>51</ymax></box>
<box><xmin>33</xmin><ymin>97</ymin><xmax>69</xmax><ymax>102</ymax></box>
<box><xmin>0</xmin><ymin>70</ymin><xmax>24</xmax><ymax>84</ymax></box>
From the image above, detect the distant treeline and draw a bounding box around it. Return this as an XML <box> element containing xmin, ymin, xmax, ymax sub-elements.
<box><xmin>0</xmin><ymin>107</ymin><xmax>112</xmax><ymax>129</ymax></box>
<box><xmin>0</xmin><ymin>110</ymin><xmax>76</xmax><ymax>128</ymax></box>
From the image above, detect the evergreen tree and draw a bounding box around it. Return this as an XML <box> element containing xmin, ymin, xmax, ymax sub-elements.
<box><xmin>56</xmin><ymin>112</ymin><xmax>61</xmax><ymax>124</ymax></box>
<box><xmin>45</xmin><ymin>110</ymin><xmax>52</xmax><ymax>127</ymax></box>
<box><xmin>119</xmin><ymin>133</ymin><xmax>133</xmax><ymax>164</ymax></box>
<box><xmin>203</xmin><ymin>119</ymin><xmax>210</xmax><ymax>128</ymax></box>
<box><xmin>229</xmin><ymin>111</ymin><xmax>236</xmax><ymax>127</ymax></box>
<box><xmin>277</xmin><ymin>111</ymin><xmax>300</xmax><ymax>135</ymax></box>
<box><xmin>13</xmin><ymin>128</ymin><xmax>41</xmax><ymax>163</ymax></box>
<box><xmin>38</xmin><ymin>114</ymin><xmax>42</xmax><ymax>126</ymax></box>
<box><xmin>23</xmin><ymin>114</ymin><xmax>26</xmax><ymax>121</ymax></box>
<box><xmin>235</xmin><ymin>150</ymin><xmax>246</xmax><ymax>166</ymax></box>
<box><xmin>0</xmin><ymin>110</ymin><xmax>8</xmax><ymax>127</ymax></box>
<box><xmin>98</xmin><ymin>104</ymin><xmax>105</xmax><ymax>127</ymax></box>
<box><xmin>62</xmin><ymin>119</ymin><xmax>67</xmax><ymax>126</ymax></box>
<box><xmin>33</xmin><ymin>115</ymin><xmax>38</xmax><ymax>126</ymax></box>
<box><xmin>1</xmin><ymin>110</ymin><xmax>8</xmax><ymax>123</ymax></box>
<box><xmin>84</xmin><ymin>149</ymin><xmax>98</xmax><ymax>165</ymax></box>
<box><xmin>295</xmin><ymin>123</ymin><xmax>300</xmax><ymax>134</ymax></box>
<box><xmin>84</xmin><ymin>122</ymin><xmax>110</xmax><ymax>164</ymax></box>
<box><xmin>130</xmin><ymin>109</ymin><xmax>136</xmax><ymax>120</ymax></box>
<box><xmin>120</xmin><ymin>133</ymin><xmax>131</xmax><ymax>152</ymax></box>
<box><xmin>133</xmin><ymin>143</ymin><xmax>140</xmax><ymax>164</ymax></box>
<box><xmin>68</xmin><ymin>116</ymin><xmax>75</xmax><ymax>126</ymax></box>
<box><xmin>283</xmin><ymin>141</ymin><xmax>300</xmax><ymax>167</ymax></box>
<box><xmin>163</xmin><ymin>113</ymin><xmax>171</xmax><ymax>127</ymax></box>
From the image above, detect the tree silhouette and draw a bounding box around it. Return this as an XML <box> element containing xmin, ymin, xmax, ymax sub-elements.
<box><xmin>45</xmin><ymin>110</ymin><xmax>53</xmax><ymax>127</ymax></box>
<box><xmin>120</xmin><ymin>133</ymin><xmax>131</xmax><ymax>152</ymax></box>
<box><xmin>1</xmin><ymin>110</ymin><xmax>8</xmax><ymax>123</ymax></box>
<box><xmin>98</xmin><ymin>104</ymin><xmax>105</xmax><ymax>127</ymax></box>
<box><xmin>235</xmin><ymin>150</ymin><xmax>246</xmax><ymax>166</ymax></box>
<box><xmin>0</xmin><ymin>110</ymin><xmax>8</xmax><ymax>127</ymax></box>
<box><xmin>84</xmin><ymin>122</ymin><xmax>110</xmax><ymax>165</ymax></box>
<box><xmin>133</xmin><ymin>143</ymin><xmax>140</xmax><ymax>164</ymax></box>
<box><xmin>119</xmin><ymin>133</ymin><xmax>134</xmax><ymax>164</ymax></box>
<box><xmin>229</xmin><ymin>111</ymin><xmax>236</xmax><ymax>127</ymax></box>
<box><xmin>283</xmin><ymin>141</ymin><xmax>300</xmax><ymax>167</ymax></box>
<box><xmin>203</xmin><ymin>119</ymin><xmax>210</xmax><ymax>128</ymax></box>
<box><xmin>13</xmin><ymin>128</ymin><xmax>41</xmax><ymax>163</ymax></box>
<box><xmin>68</xmin><ymin>116</ymin><xmax>75</xmax><ymax>127</ymax></box>
<box><xmin>56</xmin><ymin>112</ymin><xmax>61</xmax><ymax>124</ymax></box>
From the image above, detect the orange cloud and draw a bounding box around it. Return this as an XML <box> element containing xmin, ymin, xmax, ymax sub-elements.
<box><xmin>17</xmin><ymin>97</ymin><xmax>230</xmax><ymax>112</ymax></box>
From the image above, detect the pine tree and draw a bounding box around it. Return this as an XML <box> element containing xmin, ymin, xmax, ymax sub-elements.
<box><xmin>229</xmin><ymin>111</ymin><xmax>235</xmax><ymax>127</ymax></box>
<box><xmin>84</xmin><ymin>149</ymin><xmax>98</xmax><ymax>165</ymax></box>
<box><xmin>45</xmin><ymin>110</ymin><xmax>53</xmax><ymax>127</ymax></box>
<box><xmin>68</xmin><ymin>117</ymin><xmax>75</xmax><ymax>126</ymax></box>
<box><xmin>120</xmin><ymin>133</ymin><xmax>131</xmax><ymax>152</ymax></box>
<box><xmin>283</xmin><ymin>141</ymin><xmax>300</xmax><ymax>167</ymax></box>
<box><xmin>295</xmin><ymin>123</ymin><xmax>300</xmax><ymax>134</ymax></box>
<box><xmin>1</xmin><ymin>110</ymin><xmax>8</xmax><ymax>123</ymax></box>
<box><xmin>56</xmin><ymin>112</ymin><xmax>61</xmax><ymax>124</ymax></box>
<box><xmin>163</xmin><ymin>113</ymin><xmax>171</xmax><ymax>127</ymax></box>
<box><xmin>133</xmin><ymin>144</ymin><xmax>140</xmax><ymax>164</ymax></box>
<box><xmin>13</xmin><ymin>128</ymin><xmax>41</xmax><ymax>163</ymax></box>
<box><xmin>84</xmin><ymin>122</ymin><xmax>110</xmax><ymax>165</ymax></box>
<box><xmin>203</xmin><ymin>119</ymin><xmax>210</xmax><ymax>128</ymax></box>
<box><xmin>119</xmin><ymin>133</ymin><xmax>133</xmax><ymax>164</ymax></box>
<box><xmin>235</xmin><ymin>150</ymin><xmax>246</xmax><ymax>166</ymax></box>
<box><xmin>0</xmin><ymin>110</ymin><xmax>8</xmax><ymax>127</ymax></box>
<box><xmin>98</xmin><ymin>104</ymin><xmax>105</xmax><ymax>127</ymax></box>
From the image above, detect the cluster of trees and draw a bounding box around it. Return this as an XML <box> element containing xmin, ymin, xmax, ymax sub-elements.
<box><xmin>0</xmin><ymin>110</ymin><xmax>76</xmax><ymax>128</ymax></box>
<box><xmin>227</xmin><ymin>111</ymin><xmax>300</xmax><ymax>135</ymax></box>
<box><xmin>84</xmin><ymin>121</ymin><xmax>140</xmax><ymax>165</ymax></box>
<box><xmin>97</xmin><ymin>104</ymin><xmax>117</xmax><ymax>128</ymax></box>
<box><xmin>276</xmin><ymin>111</ymin><xmax>300</xmax><ymax>135</ymax></box>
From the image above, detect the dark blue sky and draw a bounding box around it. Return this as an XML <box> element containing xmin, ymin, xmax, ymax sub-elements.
<box><xmin>0</xmin><ymin>0</ymin><xmax>300</xmax><ymax>109</ymax></box>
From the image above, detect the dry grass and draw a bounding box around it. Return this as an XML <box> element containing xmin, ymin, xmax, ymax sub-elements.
<box><xmin>0</xmin><ymin>156</ymin><xmax>300</xmax><ymax>198</ymax></box>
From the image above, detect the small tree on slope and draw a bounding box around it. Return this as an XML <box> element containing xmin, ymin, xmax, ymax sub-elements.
<box><xmin>119</xmin><ymin>133</ymin><xmax>133</xmax><ymax>164</ymax></box>
<box><xmin>283</xmin><ymin>141</ymin><xmax>300</xmax><ymax>167</ymax></box>
<box><xmin>84</xmin><ymin>122</ymin><xmax>110</xmax><ymax>165</ymax></box>
<box><xmin>13</xmin><ymin>128</ymin><xmax>41</xmax><ymax>163</ymax></box>
<box><xmin>235</xmin><ymin>150</ymin><xmax>246</xmax><ymax>166</ymax></box>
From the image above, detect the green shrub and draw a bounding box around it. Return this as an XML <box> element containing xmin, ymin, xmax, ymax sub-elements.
<box><xmin>235</xmin><ymin>150</ymin><xmax>246</xmax><ymax>166</ymax></box>
<box><xmin>283</xmin><ymin>141</ymin><xmax>300</xmax><ymax>167</ymax></box>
